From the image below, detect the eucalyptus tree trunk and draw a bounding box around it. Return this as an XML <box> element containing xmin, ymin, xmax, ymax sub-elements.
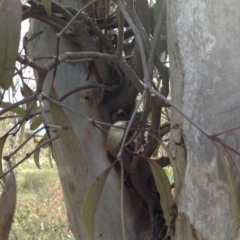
<box><xmin>27</xmin><ymin>1</ymin><xmax>150</xmax><ymax>239</ymax></box>
<box><xmin>168</xmin><ymin>1</ymin><xmax>240</xmax><ymax>239</ymax></box>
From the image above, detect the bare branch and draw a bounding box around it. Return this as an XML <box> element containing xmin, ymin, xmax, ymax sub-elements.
<box><xmin>59</xmin><ymin>84</ymin><xmax>119</xmax><ymax>102</ymax></box>
<box><xmin>3</xmin><ymin>126</ymin><xmax>46</xmax><ymax>161</ymax></box>
<box><xmin>45</xmin><ymin>51</ymin><xmax>144</xmax><ymax>92</ymax></box>
<box><xmin>149</xmin><ymin>87</ymin><xmax>211</xmax><ymax>137</ymax></box>
<box><xmin>0</xmin><ymin>135</ymin><xmax>59</xmax><ymax>179</ymax></box>
<box><xmin>117</xmin><ymin>0</ymin><xmax>150</xmax><ymax>87</ymax></box>
<box><xmin>0</xmin><ymin>95</ymin><xmax>37</xmax><ymax>116</ymax></box>
<box><xmin>56</xmin><ymin>0</ymin><xmax>98</xmax><ymax>38</ymax></box>
<box><xmin>117</xmin><ymin>89</ymin><xmax>147</xmax><ymax>158</ymax></box>
<box><xmin>148</xmin><ymin>0</ymin><xmax>166</xmax><ymax>79</ymax></box>
<box><xmin>116</xmin><ymin>10</ymin><xmax>124</xmax><ymax>56</ymax></box>
<box><xmin>52</xmin><ymin>1</ymin><xmax>73</xmax><ymax>20</ymax></box>
<box><xmin>124</xmin><ymin>2</ymin><xmax>168</xmax><ymax>83</ymax></box>
<box><xmin>17</xmin><ymin>54</ymin><xmax>45</xmax><ymax>73</ymax></box>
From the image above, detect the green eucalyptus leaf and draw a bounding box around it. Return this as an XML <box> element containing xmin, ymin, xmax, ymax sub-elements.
<box><xmin>33</xmin><ymin>135</ymin><xmax>48</xmax><ymax>169</ymax></box>
<box><xmin>0</xmin><ymin>102</ymin><xmax>25</xmax><ymax>115</ymax></box>
<box><xmin>160</xmin><ymin>142</ymin><xmax>179</xmax><ymax>186</ymax></box>
<box><xmin>0</xmin><ymin>0</ymin><xmax>21</xmax><ymax>90</ymax></box>
<box><xmin>149</xmin><ymin>159</ymin><xmax>175</xmax><ymax>235</ymax></box>
<box><xmin>152</xmin><ymin>145</ymin><xmax>160</xmax><ymax>157</ymax></box>
<box><xmin>82</xmin><ymin>165</ymin><xmax>113</xmax><ymax>240</ymax></box>
<box><xmin>24</xmin><ymin>31</ymin><xmax>43</xmax><ymax>46</ymax></box>
<box><xmin>48</xmin><ymin>147</ymin><xmax>53</xmax><ymax>168</ymax></box>
<box><xmin>216</xmin><ymin>145</ymin><xmax>239</xmax><ymax>240</ymax></box>
<box><xmin>21</xmin><ymin>83</ymin><xmax>38</xmax><ymax>113</ymax></box>
<box><xmin>0</xmin><ymin>135</ymin><xmax>8</xmax><ymax>184</ymax></box>
<box><xmin>18</xmin><ymin>122</ymin><xmax>26</xmax><ymax>145</ymax></box>
<box><xmin>49</xmin><ymin>88</ymin><xmax>83</xmax><ymax>161</ymax></box>
<box><xmin>0</xmin><ymin>169</ymin><xmax>16</xmax><ymax>240</ymax></box>
<box><xmin>105</xmin><ymin>121</ymin><xmax>127</xmax><ymax>151</ymax></box>
<box><xmin>30</xmin><ymin>115</ymin><xmax>43</xmax><ymax>131</ymax></box>
<box><xmin>42</xmin><ymin>0</ymin><xmax>52</xmax><ymax>16</ymax></box>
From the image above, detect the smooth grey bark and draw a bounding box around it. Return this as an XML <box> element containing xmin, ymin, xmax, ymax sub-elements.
<box><xmin>27</xmin><ymin>1</ymin><xmax>150</xmax><ymax>239</ymax></box>
<box><xmin>168</xmin><ymin>1</ymin><xmax>240</xmax><ymax>240</ymax></box>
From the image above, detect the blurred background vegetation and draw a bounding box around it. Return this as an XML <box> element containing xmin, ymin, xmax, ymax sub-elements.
<box><xmin>0</xmin><ymin>111</ymin><xmax>173</xmax><ymax>239</ymax></box>
<box><xmin>0</xmin><ymin>113</ymin><xmax>74</xmax><ymax>240</ymax></box>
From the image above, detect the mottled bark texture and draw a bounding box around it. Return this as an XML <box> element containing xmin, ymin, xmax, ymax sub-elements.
<box><xmin>168</xmin><ymin>1</ymin><xmax>240</xmax><ymax>240</ymax></box>
<box><xmin>27</xmin><ymin>1</ymin><xmax>150</xmax><ymax>239</ymax></box>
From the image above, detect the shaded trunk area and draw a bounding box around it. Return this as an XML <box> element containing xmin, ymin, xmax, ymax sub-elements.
<box><xmin>28</xmin><ymin>12</ymin><xmax>151</xmax><ymax>240</ymax></box>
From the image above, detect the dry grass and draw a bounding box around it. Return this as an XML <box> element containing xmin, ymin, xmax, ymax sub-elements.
<box><xmin>0</xmin><ymin>118</ymin><xmax>74</xmax><ymax>239</ymax></box>
<box><xmin>8</xmin><ymin>162</ymin><xmax>74</xmax><ymax>240</ymax></box>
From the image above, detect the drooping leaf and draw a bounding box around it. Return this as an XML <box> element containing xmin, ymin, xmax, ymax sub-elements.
<box><xmin>48</xmin><ymin>147</ymin><xmax>53</xmax><ymax>168</ymax></box>
<box><xmin>148</xmin><ymin>111</ymin><xmax>152</xmax><ymax>122</ymax></box>
<box><xmin>49</xmin><ymin>89</ymin><xmax>83</xmax><ymax>161</ymax></box>
<box><xmin>21</xmin><ymin>83</ymin><xmax>38</xmax><ymax>113</ymax></box>
<box><xmin>0</xmin><ymin>169</ymin><xmax>17</xmax><ymax>240</ymax></box>
<box><xmin>160</xmin><ymin>142</ymin><xmax>179</xmax><ymax>185</ymax></box>
<box><xmin>30</xmin><ymin>115</ymin><xmax>43</xmax><ymax>131</ymax></box>
<box><xmin>0</xmin><ymin>102</ymin><xmax>25</xmax><ymax>115</ymax></box>
<box><xmin>216</xmin><ymin>144</ymin><xmax>239</xmax><ymax>240</ymax></box>
<box><xmin>33</xmin><ymin>134</ymin><xmax>48</xmax><ymax>169</ymax></box>
<box><xmin>105</xmin><ymin>121</ymin><xmax>127</xmax><ymax>151</ymax></box>
<box><xmin>42</xmin><ymin>0</ymin><xmax>52</xmax><ymax>16</ymax></box>
<box><xmin>149</xmin><ymin>159</ymin><xmax>175</xmax><ymax>235</ymax></box>
<box><xmin>23</xmin><ymin>31</ymin><xmax>43</xmax><ymax>46</ymax></box>
<box><xmin>82</xmin><ymin>165</ymin><xmax>113</xmax><ymax>240</ymax></box>
<box><xmin>18</xmin><ymin>122</ymin><xmax>26</xmax><ymax>144</ymax></box>
<box><xmin>0</xmin><ymin>0</ymin><xmax>21</xmax><ymax>90</ymax></box>
<box><xmin>0</xmin><ymin>135</ymin><xmax>7</xmax><ymax>183</ymax></box>
<box><xmin>152</xmin><ymin>145</ymin><xmax>160</xmax><ymax>157</ymax></box>
<box><xmin>33</xmin><ymin>149</ymin><xmax>41</xmax><ymax>169</ymax></box>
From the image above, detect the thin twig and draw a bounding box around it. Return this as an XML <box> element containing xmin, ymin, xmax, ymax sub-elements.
<box><xmin>117</xmin><ymin>89</ymin><xmax>147</xmax><ymax>158</ymax></box>
<box><xmin>56</xmin><ymin>0</ymin><xmax>98</xmax><ymax>38</ymax></box>
<box><xmin>148</xmin><ymin>0</ymin><xmax>166</xmax><ymax>79</ymax></box>
<box><xmin>3</xmin><ymin>126</ymin><xmax>46</xmax><ymax>161</ymax></box>
<box><xmin>17</xmin><ymin>54</ymin><xmax>45</xmax><ymax>73</ymax></box>
<box><xmin>212</xmin><ymin>136</ymin><xmax>240</xmax><ymax>157</ymax></box>
<box><xmin>0</xmin><ymin>135</ymin><xmax>59</xmax><ymax>179</ymax></box>
<box><xmin>37</xmin><ymin>94</ymin><xmax>48</xmax><ymax>126</ymax></box>
<box><xmin>91</xmin><ymin>122</ymin><xmax>108</xmax><ymax>134</ymax></box>
<box><xmin>125</xmin><ymin>2</ymin><xmax>168</xmax><ymax>83</ymax></box>
<box><xmin>0</xmin><ymin>95</ymin><xmax>36</xmax><ymax>116</ymax></box>
<box><xmin>0</xmin><ymin>115</ymin><xmax>23</xmax><ymax>120</ymax></box>
<box><xmin>52</xmin><ymin>1</ymin><xmax>73</xmax><ymax>20</ymax></box>
<box><xmin>45</xmin><ymin>51</ymin><xmax>144</xmax><ymax>92</ymax></box>
<box><xmin>149</xmin><ymin>87</ymin><xmax>211</xmax><ymax>137</ymax></box>
<box><xmin>116</xmin><ymin>10</ymin><xmax>124</xmax><ymax>56</ymax></box>
<box><xmin>117</xmin><ymin>0</ymin><xmax>150</xmax><ymax>87</ymax></box>
<box><xmin>212</xmin><ymin>125</ymin><xmax>240</xmax><ymax>137</ymax></box>
<box><xmin>43</xmin><ymin>95</ymin><xmax>87</xmax><ymax>119</ymax></box>
<box><xmin>59</xmin><ymin>83</ymin><xmax>121</xmax><ymax>102</ymax></box>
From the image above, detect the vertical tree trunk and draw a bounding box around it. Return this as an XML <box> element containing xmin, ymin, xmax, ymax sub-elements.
<box><xmin>27</xmin><ymin>1</ymin><xmax>150</xmax><ymax>239</ymax></box>
<box><xmin>168</xmin><ymin>1</ymin><xmax>240</xmax><ymax>239</ymax></box>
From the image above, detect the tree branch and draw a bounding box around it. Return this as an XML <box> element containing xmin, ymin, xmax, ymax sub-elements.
<box><xmin>45</xmin><ymin>51</ymin><xmax>144</xmax><ymax>92</ymax></box>
<box><xmin>0</xmin><ymin>95</ymin><xmax>37</xmax><ymax>116</ymax></box>
<box><xmin>56</xmin><ymin>0</ymin><xmax>98</xmax><ymax>38</ymax></box>
<box><xmin>124</xmin><ymin>2</ymin><xmax>168</xmax><ymax>83</ymax></box>
<box><xmin>59</xmin><ymin>84</ymin><xmax>120</xmax><ymax>102</ymax></box>
<box><xmin>117</xmin><ymin>0</ymin><xmax>150</xmax><ymax>87</ymax></box>
<box><xmin>17</xmin><ymin>54</ymin><xmax>45</xmax><ymax>73</ymax></box>
<box><xmin>0</xmin><ymin>135</ymin><xmax>59</xmax><ymax>179</ymax></box>
<box><xmin>148</xmin><ymin>0</ymin><xmax>166</xmax><ymax>79</ymax></box>
<box><xmin>116</xmin><ymin>10</ymin><xmax>124</xmax><ymax>56</ymax></box>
